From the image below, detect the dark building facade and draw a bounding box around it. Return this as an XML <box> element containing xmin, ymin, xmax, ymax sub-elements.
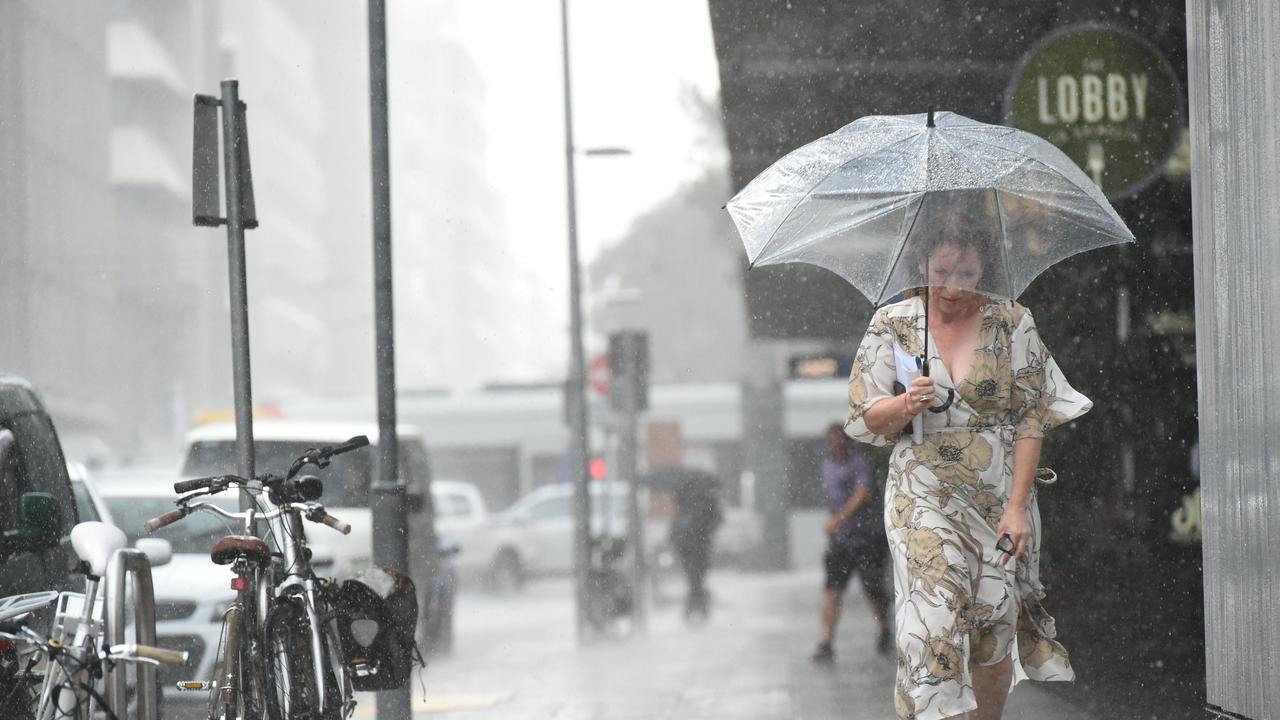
<box><xmin>709</xmin><ymin>3</ymin><xmax>1201</xmax><ymax>717</ymax></box>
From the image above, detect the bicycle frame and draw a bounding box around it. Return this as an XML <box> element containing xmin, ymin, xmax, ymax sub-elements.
<box><xmin>209</xmin><ymin>556</ymin><xmax>261</xmax><ymax>720</ymax></box>
<box><xmin>268</xmin><ymin>503</ymin><xmax>351</xmax><ymax>716</ymax></box>
<box><xmin>183</xmin><ymin>498</ymin><xmax>353</xmax><ymax>719</ymax></box>
<box><xmin>35</xmin><ymin>575</ymin><xmax>104</xmax><ymax>719</ymax></box>
<box><xmin>2</xmin><ymin>561</ymin><xmax>180</xmax><ymax>720</ymax></box>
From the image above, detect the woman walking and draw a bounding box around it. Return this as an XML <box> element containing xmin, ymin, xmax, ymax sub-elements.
<box><xmin>845</xmin><ymin>229</ymin><xmax>1090</xmax><ymax>720</ymax></box>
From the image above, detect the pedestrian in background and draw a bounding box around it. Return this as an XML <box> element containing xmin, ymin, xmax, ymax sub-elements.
<box><xmin>813</xmin><ymin>422</ymin><xmax>891</xmax><ymax>664</ymax></box>
<box><xmin>669</xmin><ymin>470</ymin><xmax>723</xmax><ymax>621</ymax></box>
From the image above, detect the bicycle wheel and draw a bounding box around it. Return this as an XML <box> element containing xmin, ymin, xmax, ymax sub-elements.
<box><xmin>262</xmin><ymin>599</ymin><xmax>334</xmax><ymax>720</ymax></box>
<box><xmin>0</xmin><ymin>647</ymin><xmax>37</xmax><ymax>720</ymax></box>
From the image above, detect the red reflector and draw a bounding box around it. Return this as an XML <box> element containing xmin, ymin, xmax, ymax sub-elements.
<box><xmin>0</xmin><ymin>640</ymin><xmax>12</xmax><ymax>651</ymax></box>
<box><xmin>230</xmin><ymin>577</ymin><xmax>250</xmax><ymax>591</ymax></box>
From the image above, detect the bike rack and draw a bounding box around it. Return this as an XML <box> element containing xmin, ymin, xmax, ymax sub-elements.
<box><xmin>104</xmin><ymin>548</ymin><xmax>160</xmax><ymax>720</ymax></box>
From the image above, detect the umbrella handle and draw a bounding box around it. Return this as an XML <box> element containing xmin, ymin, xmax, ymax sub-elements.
<box><xmin>927</xmin><ymin>388</ymin><xmax>955</xmax><ymax>414</ymax></box>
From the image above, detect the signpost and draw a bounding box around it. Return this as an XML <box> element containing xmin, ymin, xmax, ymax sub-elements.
<box><xmin>192</xmin><ymin>81</ymin><xmax>258</xmax><ymax>511</ymax></box>
<box><xmin>1005</xmin><ymin>24</ymin><xmax>1184</xmax><ymax>198</ymax></box>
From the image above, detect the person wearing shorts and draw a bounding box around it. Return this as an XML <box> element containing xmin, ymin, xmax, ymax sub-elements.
<box><xmin>813</xmin><ymin>423</ymin><xmax>891</xmax><ymax>664</ymax></box>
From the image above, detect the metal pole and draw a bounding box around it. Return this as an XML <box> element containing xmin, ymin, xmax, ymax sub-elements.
<box><xmin>560</xmin><ymin>0</ymin><xmax>593</xmax><ymax>641</ymax></box>
<box><xmin>368</xmin><ymin>2</ymin><xmax>411</xmax><ymax>718</ymax></box>
<box><xmin>743</xmin><ymin>379</ymin><xmax>789</xmax><ymax>570</ymax></box>
<box><xmin>219</xmin><ymin>80</ymin><xmax>256</xmax><ymax>506</ymax></box>
<box><xmin>105</xmin><ymin>549</ymin><xmax>159</xmax><ymax>720</ymax></box>
<box><xmin>619</xmin><ymin>395</ymin><xmax>645</xmax><ymax>634</ymax></box>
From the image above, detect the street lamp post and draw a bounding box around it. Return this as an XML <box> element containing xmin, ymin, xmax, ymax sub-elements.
<box><xmin>558</xmin><ymin>0</ymin><xmax>593</xmax><ymax>642</ymax></box>
<box><xmin>560</xmin><ymin>0</ymin><xmax>637</xmax><ymax>641</ymax></box>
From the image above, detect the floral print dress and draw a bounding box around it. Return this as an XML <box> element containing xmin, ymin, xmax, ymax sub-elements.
<box><xmin>845</xmin><ymin>296</ymin><xmax>1091</xmax><ymax>720</ymax></box>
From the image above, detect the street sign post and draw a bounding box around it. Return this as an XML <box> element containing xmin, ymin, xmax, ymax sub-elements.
<box><xmin>191</xmin><ymin>81</ymin><xmax>259</xmax><ymax>512</ymax></box>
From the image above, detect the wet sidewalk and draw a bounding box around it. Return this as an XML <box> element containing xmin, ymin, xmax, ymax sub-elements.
<box><xmin>362</xmin><ymin>570</ymin><xmax>1093</xmax><ymax>719</ymax></box>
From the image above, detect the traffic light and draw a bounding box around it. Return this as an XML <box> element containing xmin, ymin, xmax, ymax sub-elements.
<box><xmin>608</xmin><ymin>331</ymin><xmax>649</xmax><ymax>413</ymax></box>
<box><xmin>589</xmin><ymin>457</ymin><xmax>608</xmax><ymax>480</ymax></box>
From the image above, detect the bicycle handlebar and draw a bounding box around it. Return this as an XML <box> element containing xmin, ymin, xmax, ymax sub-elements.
<box><xmin>173</xmin><ymin>477</ymin><xmax>212</xmax><ymax>494</ymax></box>
<box><xmin>144</xmin><ymin>501</ymin><xmax>349</xmax><ymax>535</ymax></box>
<box><xmin>332</xmin><ymin>434</ymin><xmax>370</xmax><ymax>455</ymax></box>
<box><xmin>143</xmin><ymin>509</ymin><xmax>186</xmax><ymax>533</ymax></box>
<box><xmin>315</xmin><ymin>512</ymin><xmax>351</xmax><ymax>535</ymax></box>
<box><xmin>285</xmin><ymin>435</ymin><xmax>369</xmax><ymax>480</ymax></box>
<box><xmin>109</xmin><ymin>643</ymin><xmax>189</xmax><ymax>666</ymax></box>
<box><xmin>0</xmin><ymin>620</ymin><xmax>188</xmax><ymax>668</ymax></box>
<box><xmin>173</xmin><ymin>435</ymin><xmax>367</xmax><ymax>496</ymax></box>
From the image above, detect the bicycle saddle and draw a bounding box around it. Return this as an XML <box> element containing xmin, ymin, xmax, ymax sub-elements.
<box><xmin>210</xmin><ymin>535</ymin><xmax>272</xmax><ymax>566</ymax></box>
<box><xmin>70</xmin><ymin>521</ymin><xmax>129</xmax><ymax>577</ymax></box>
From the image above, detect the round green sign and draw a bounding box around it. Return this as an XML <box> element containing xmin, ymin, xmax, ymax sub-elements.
<box><xmin>1004</xmin><ymin>24</ymin><xmax>1184</xmax><ymax>199</ymax></box>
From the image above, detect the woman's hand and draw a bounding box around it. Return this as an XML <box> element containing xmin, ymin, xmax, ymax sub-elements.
<box><xmin>995</xmin><ymin>505</ymin><xmax>1032</xmax><ymax>565</ymax></box>
<box><xmin>905</xmin><ymin>376</ymin><xmax>936</xmax><ymax>415</ymax></box>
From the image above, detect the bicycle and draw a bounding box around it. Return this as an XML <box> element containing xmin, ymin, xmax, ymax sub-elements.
<box><xmin>584</xmin><ymin>536</ymin><xmax>634</xmax><ymax>635</ymax></box>
<box><xmin>0</xmin><ymin>522</ymin><xmax>188</xmax><ymax>720</ymax></box>
<box><xmin>145</xmin><ymin>436</ymin><xmax>366</xmax><ymax>720</ymax></box>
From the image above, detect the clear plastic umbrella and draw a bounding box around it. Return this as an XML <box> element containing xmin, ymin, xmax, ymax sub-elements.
<box><xmin>727</xmin><ymin>110</ymin><xmax>1135</xmax><ymax>307</ymax></box>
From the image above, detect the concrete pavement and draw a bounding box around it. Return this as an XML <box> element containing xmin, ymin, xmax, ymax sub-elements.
<box><xmin>357</xmin><ymin>569</ymin><xmax>1094</xmax><ymax>720</ymax></box>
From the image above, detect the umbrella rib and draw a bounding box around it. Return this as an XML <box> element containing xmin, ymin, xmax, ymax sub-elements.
<box><xmin>750</xmin><ymin>131</ymin><xmax>924</xmax><ymax>263</ymax></box>
<box><xmin>754</xmin><ymin>194</ymin><xmax>910</xmax><ymax>264</ymax></box>
<box><xmin>742</xmin><ymin>120</ymin><xmax>911</xmax><ymax>196</ymax></box>
<box><xmin>874</xmin><ymin>125</ymin><xmax>935</xmax><ymax>304</ymax></box>
<box><xmin>995</xmin><ymin>186</ymin><xmax>1135</xmax><ymax>241</ymax></box>
<box><xmin>956</xmin><ymin>133</ymin><xmax>1131</xmax><ymax>229</ymax></box>
<box><xmin>992</xmin><ymin>188</ymin><xmax>1014</xmax><ymax>298</ymax></box>
<box><xmin>997</xmin><ymin>199</ymin><xmax>1136</xmax><ymax>296</ymax></box>
<box><xmin>874</xmin><ymin>192</ymin><xmax>927</xmax><ymax>305</ymax></box>
<box><xmin>1015</xmin><ymin>233</ymin><xmax>1135</xmax><ymax>297</ymax></box>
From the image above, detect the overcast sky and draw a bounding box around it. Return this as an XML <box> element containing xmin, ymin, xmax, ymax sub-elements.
<box><xmin>456</xmin><ymin>0</ymin><xmax>726</xmax><ymax>276</ymax></box>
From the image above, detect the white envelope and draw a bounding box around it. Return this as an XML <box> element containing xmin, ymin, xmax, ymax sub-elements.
<box><xmin>893</xmin><ymin>342</ymin><xmax>924</xmax><ymax>444</ymax></box>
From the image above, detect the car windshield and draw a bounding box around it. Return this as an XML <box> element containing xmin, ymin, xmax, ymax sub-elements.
<box><xmin>103</xmin><ymin>495</ymin><xmax>240</xmax><ymax>555</ymax></box>
<box><xmin>182</xmin><ymin>440</ymin><xmax>374</xmax><ymax>507</ymax></box>
<box><xmin>71</xmin><ymin>482</ymin><xmax>100</xmax><ymax>523</ymax></box>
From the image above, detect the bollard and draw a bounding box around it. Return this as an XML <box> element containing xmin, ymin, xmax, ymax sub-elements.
<box><xmin>104</xmin><ymin>548</ymin><xmax>159</xmax><ymax>720</ymax></box>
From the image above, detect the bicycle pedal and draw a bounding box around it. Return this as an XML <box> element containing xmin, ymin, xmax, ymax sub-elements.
<box><xmin>176</xmin><ymin>680</ymin><xmax>215</xmax><ymax>691</ymax></box>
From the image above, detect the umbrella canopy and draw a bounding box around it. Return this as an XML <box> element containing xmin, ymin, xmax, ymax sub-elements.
<box><xmin>727</xmin><ymin>111</ymin><xmax>1135</xmax><ymax>305</ymax></box>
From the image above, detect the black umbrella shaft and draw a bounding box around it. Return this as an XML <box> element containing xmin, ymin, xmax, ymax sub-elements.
<box><xmin>922</xmin><ymin>257</ymin><xmax>930</xmax><ymax>377</ymax></box>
